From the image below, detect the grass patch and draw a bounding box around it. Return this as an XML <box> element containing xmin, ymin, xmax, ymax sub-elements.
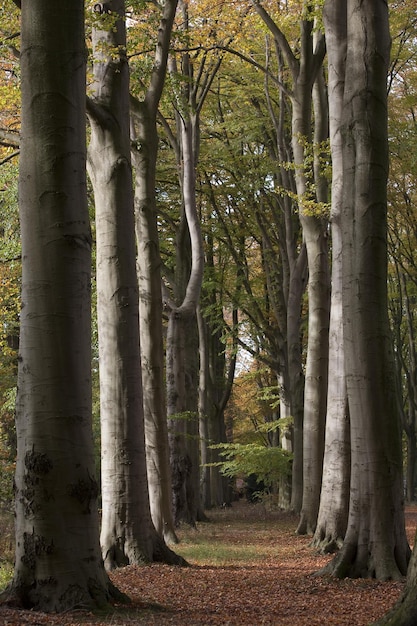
<box><xmin>174</xmin><ymin>536</ymin><xmax>266</xmax><ymax>566</ymax></box>
<box><xmin>0</xmin><ymin>561</ymin><xmax>13</xmax><ymax>590</ymax></box>
<box><xmin>173</xmin><ymin>502</ymin><xmax>300</xmax><ymax>566</ymax></box>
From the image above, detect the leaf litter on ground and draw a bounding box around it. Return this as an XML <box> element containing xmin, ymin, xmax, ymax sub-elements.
<box><xmin>0</xmin><ymin>500</ymin><xmax>415</xmax><ymax>625</ymax></box>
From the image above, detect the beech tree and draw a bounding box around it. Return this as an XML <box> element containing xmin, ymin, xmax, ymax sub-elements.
<box><xmin>312</xmin><ymin>0</ymin><xmax>350</xmax><ymax>553</ymax></box>
<box><xmin>159</xmin><ymin>0</ymin><xmax>249</xmax><ymax>521</ymax></box>
<box><xmin>9</xmin><ymin>0</ymin><xmax>124</xmax><ymax>609</ymax></box>
<box><xmin>386</xmin><ymin>6</ymin><xmax>417</xmax><ymax>504</ymax></box>
<box><xmin>164</xmin><ymin>0</ymin><xmax>214</xmax><ymax>526</ymax></box>
<box><xmin>87</xmin><ymin>0</ymin><xmax>182</xmax><ymax>568</ymax></box>
<box><xmin>196</xmin><ymin>40</ymin><xmax>308</xmax><ymax>510</ymax></box>
<box><xmin>321</xmin><ymin>0</ymin><xmax>410</xmax><ymax>580</ymax></box>
<box><xmin>130</xmin><ymin>0</ymin><xmax>179</xmax><ymax>543</ymax></box>
<box><xmin>252</xmin><ymin>0</ymin><xmax>329</xmax><ymax>527</ymax></box>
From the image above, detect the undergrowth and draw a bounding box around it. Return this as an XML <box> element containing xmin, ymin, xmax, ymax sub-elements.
<box><xmin>0</xmin><ymin>507</ymin><xmax>14</xmax><ymax>590</ymax></box>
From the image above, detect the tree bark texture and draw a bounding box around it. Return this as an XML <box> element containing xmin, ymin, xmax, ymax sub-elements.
<box><xmin>11</xmin><ymin>0</ymin><xmax>123</xmax><ymax>610</ymax></box>
<box><xmin>312</xmin><ymin>0</ymin><xmax>350</xmax><ymax>553</ymax></box>
<box><xmin>130</xmin><ymin>0</ymin><xmax>179</xmax><ymax>545</ymax></box>
<box><xmin>289</xmin><ymin>15</ymin><xmax>330</xmax><ymax>537</ymax></box>
<box><xmin>87</xmin><ymin>0</ymin><xmax>182</xmax><ymax>569</ymax></box>
<box><xmin>323</xmin><ymin>0</ymin><xmax>410</xmax><ymax>581</ymax></box>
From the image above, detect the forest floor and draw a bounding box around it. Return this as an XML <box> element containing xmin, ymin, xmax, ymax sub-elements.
<box><xmin>0</xmin><ymin>501</ymin><xmax>416</xmax><ymax>626</ymax></box>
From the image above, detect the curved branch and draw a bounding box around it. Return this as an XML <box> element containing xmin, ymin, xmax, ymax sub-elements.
<box><xmin>0</xmin><ymin>150</ymin><xmax>19</xmax><ymax>166</ymax></box>
<box><xmin>251</xmin><ymin>0</ymin><xmax>298</xmax><ymax>78</ymax></box>
<box><xmin>0</xmin><ymin>128</ymin><xmax>20</xmax><ymax>149</ymax></box>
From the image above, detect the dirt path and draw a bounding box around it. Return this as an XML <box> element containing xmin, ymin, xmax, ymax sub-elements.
<box><xmin>1</xmin><ymin>502</ymin><xmax>414</xmax><ymax>625</ymax></box>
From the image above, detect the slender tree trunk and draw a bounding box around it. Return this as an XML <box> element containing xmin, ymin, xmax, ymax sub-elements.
<box><xmin>132</xmin><ymin>115</ymin><xmax>178</xmax><ymax>544</ymax></box>
<box><xmin>278</xmin><ymin>376</ymin><xmax>293</xmax><ymax>509</ymax></box>
<box><xmin>166</xmin><ymin>42</ymin><xmax>205</xmax><ymax>524</ymax></box>
<box><xmin>322</xmin><ymin>0</ymin><xmax>410</xmax><ymax>581</ymax></box>
<box><xmin>130</xmin><ymin>0</ymin><xmax>179</xmax><ymax>544</ymax></box>
<box><xmin>291</xmin><ymin>20</ymin><xmax>330</xmax><ymax>537</ymax></box>
<box><xmin>198</xmin><ymin>305</ymin><xmax>211</xmax><ymax>509</ymax></box>
<box><xmin>402</xmin><ymin>272</ymin><xmax>417</xmax><ymax>503</ymax></box>
<box><xmin>9</xmin><ymin>0</ymin><xmax>124</xmax><ymax>610</ymax></box>
<box><xmin>287</xmin><ymin>244</ymin><xmax>307</xmax><ymax>512</ymax></box>
<box><xmin>312</xmin><ymin>0</ymin><xmax>350</xmax><ymax>553</ymax></box>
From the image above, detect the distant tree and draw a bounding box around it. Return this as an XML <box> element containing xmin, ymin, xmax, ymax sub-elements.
<box><xmin>8</xmin><ymin>0</ymin><xmax>125</xmax><ymax>609</ymax></box>
<box><xmin>252</xmin><ymin>0</ymin><xmax>329</xmax><ymax>530</ymax></box>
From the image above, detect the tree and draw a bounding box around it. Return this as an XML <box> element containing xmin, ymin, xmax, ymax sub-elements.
<box><xmin>130</xmin><ymin>0</ymin><xmax>179</xmax><ymax>543</ymax></box>
<box><xmin>252</xmin><ymin>0</ymin><xmax>330</xmax><ymax>529</ymax></box>
<box><xmin>321</xmin><ymin>0</ymin><xmax>410</xmax><ymax>581</ymax></box>
<box><xmin>196</xmin><ymin>44</ymin><xmax>307</xmax><ymax>511</ymax></box>
<box><xmin>312</xmin><ymin>0</ymin><xmax>350</xmax><ymax>553</ymax></box>
<box><xmin>386</xmin><ymin>4</ymin><xmax>417</xmax><ymax>503</ymax></box>
<box><xmin>87</xmin><ymin>0</ymin><xmax>182</xmax><ymax>569</ymax></box>
<box><xmin>164</xmin><ymin>0</ymin><xmax>210</xmax><ymax>526</ymax></box>
<box><xmin>159</xmin><ymin>0</ymin><xmax>249</xmax><ymax>522</ymax></box>
<box><xmin>8</xmin><ymin>0</ymin><xmax>124</xmax><ymax>610</ymax></box>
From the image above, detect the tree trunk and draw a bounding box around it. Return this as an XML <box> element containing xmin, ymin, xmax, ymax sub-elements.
<box><xmin>167</xmin><ymin>309</ymin><xmax>199</xmax><ymax>526</ymax></box>
<box><xmin>253</xmin><ymin>1</ymin><xmax>329</xmax><ymax>524</ymax></box>
<box><xmin>312</xmin><ymin>0</ymin><xmax>350</xmax><ymax>553</ymax></box>
<box><xmin>165</xmin><ymin>32</ymin><xmax>205</xmax><ymax>524</ymax></box>
<box><xmin>287</xmin><ymin>245</ymin><xmax>308</xmax><ymax>513</ymax></box>
<box><xmin>130</xmin><ymin>0</ymin><xmax>179</xmax><ymax>545</ymax></box>
<box><xmin>322</xmin><ymin>0</ymin><xmax>410</xmax><ymax>581</ymax></box>
<box><xmin>132</xmin><ymin>123</ymin><xmax>177</xmax><ymax>544</ymax></box>
<box><xmin>290</xmin><ymin>17</ymin><xmax>330</xmax><ymax>537</ymax></box>
<box><xmin>87</xmin><ymin>0</ymin><xmax>183</xmax><ymax>568</ymax></box>
<box><xmin>9</xmin><ymin>0</ymin><xmax>124</xmax><ymax>610</ymax></box>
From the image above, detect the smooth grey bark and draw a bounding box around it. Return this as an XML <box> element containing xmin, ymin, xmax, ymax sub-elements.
<box><xmin>130</xmin><ymin>0</ymin><xmax>179</xmax><ymax>544</ymax></box>
<box><xmin>87</xmin><ymin>0</ymin><xmax>183</xmax><ymax>569</ymax></box>
<box><xmin>165</xmin><ymin>120</ymin><xmax>204</xmax><ymax>524</ymax></box>
<box><xmin>9</xmin><ymin>0</ymin><xmax>124</xmax><ymax>610</ymax></box>
<box><xmin>312</xmin><ymin>0</ymin><xmax>350</xmax><ymax>553</ymax></box>
<box><xmin>322</xmin><ymin>0</ymin><xmax>410</xmax><ymax>581</ymax></box>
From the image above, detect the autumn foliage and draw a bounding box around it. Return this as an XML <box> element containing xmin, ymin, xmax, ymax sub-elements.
<box><xmin>1</xmin><ymin>500</ymin><xmax>415</xmax><ymax>625</ymax></box>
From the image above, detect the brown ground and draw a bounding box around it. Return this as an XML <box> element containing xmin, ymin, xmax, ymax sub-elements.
<box><xmin>1</xmin><ymin>502</ymin><xmax>416</xmax><ymax>626</ymax></box>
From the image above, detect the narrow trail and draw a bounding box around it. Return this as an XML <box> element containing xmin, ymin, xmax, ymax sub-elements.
<box><xmin>1</xmin><ymin>501</ymin><xmax>415</xmax><ymax>625</ymax></box>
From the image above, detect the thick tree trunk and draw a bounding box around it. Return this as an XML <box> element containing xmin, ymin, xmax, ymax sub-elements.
<box><xmin>87</xmin><ymin>0</ymin><xmax>182</xmax><ymax>568</ymax></box>
<box><xmin>89</xmin><ymin>6</ymin><xmax>147</xmax><ymax>569</ymax></box>
<box><xmin>322</xmin><ymin>0</ymin><xmax>410</xmax><ymax>581</ymax></box>
<box><xmin>9</xmin><ymin>0</ymin><xmax>124</xmax><ymax>610</ymax></box>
